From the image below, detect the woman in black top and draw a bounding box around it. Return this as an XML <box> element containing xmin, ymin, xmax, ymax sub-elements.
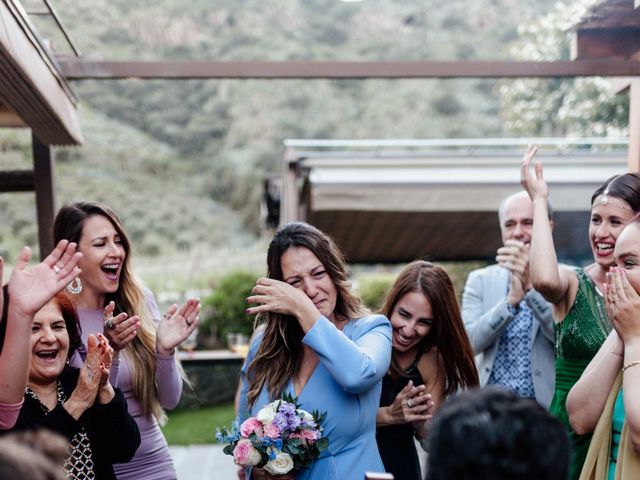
<box><xmin>7</xmin><ymin>291</ymin><xmax>140</xmax><ymax>479</ymax></box>
<box><xmin>376</xmin><ymin>261</ymin><xmax>478</xmax><ymax>480</ymax></box>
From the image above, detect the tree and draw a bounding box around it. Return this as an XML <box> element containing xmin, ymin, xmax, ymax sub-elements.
<box><xmin>499</xmin><ymin>0</ymin><xmax>628</xmax><ymax>137</ymax></box>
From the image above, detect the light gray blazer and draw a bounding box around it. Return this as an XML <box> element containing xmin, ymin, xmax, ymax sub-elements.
<box><xmin>461</xmin><ymin>264</ymin><xmax>555</xmax><ymax>408</ymax></box>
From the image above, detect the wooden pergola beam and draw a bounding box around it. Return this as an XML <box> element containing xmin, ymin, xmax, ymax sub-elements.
<box><xmin>572</xmin><ymin>28</ymin><xmax>640</xmax><ymax>60</ymax></box>
<box><xmin>32</xmin><ymin>134</ymin><xmax>55</xmax><ymax>260</ymax></box>
<box><xmin>0</xmin><ymin>170</ymin><xmax>34</xmax><ymax>192</ymax></box>
<box><xmin>58</xmin><ymin>59</ymin><xmax>640</xmax><ymax>80</ymax></box>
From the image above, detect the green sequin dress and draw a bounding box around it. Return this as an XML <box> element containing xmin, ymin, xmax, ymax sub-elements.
<box><xmin>550</xmin><ymin>268</ymin><xmax>611</xmax><ymax>480</ymax></box>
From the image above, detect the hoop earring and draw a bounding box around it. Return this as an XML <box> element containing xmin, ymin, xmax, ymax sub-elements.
<box><xmin>67</xmin><ymin>277</ymin><xmax>83</xmax><ymax>295</ymax></box>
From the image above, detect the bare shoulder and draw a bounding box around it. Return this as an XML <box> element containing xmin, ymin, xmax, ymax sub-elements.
<box><xmin>554</xmin><ymin>266</ymin><xmax>580</xmax><ymax>321</ymax></box>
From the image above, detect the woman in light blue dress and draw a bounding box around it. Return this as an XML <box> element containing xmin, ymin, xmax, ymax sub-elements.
<box><xmin>240</xmin><ymin>222</ymin><xmax>392</xmax><ymax>480</ymax></box>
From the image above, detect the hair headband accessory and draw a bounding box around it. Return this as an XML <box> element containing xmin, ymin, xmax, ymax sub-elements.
<box><xmin>593</xmin><ymin>177</ymin><xmax>632</xmax><ymax>211</ymax></box>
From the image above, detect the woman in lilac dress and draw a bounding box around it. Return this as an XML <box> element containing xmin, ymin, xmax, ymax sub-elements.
<box><xmin>54</xmin><ymin>202</ymin><xmax>200</xmax><ymax>479</ymax></box>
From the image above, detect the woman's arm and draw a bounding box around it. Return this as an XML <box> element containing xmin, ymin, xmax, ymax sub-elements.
<box><xmin>152</xmin><ymin>294</ymin><xmax>200</xmax><ymax>410</ymax></box>
<box><xmin>412</xmin><ymin>351</ymin><xmax>444</xmax><ymax>442</ymax></box>
<box><xmin>303</xmin><ymin>315</ymin><xmax>392</xmax><ymax>393</ymax></box>
<box><xmin>0</xmin><ymin>242</ymin><xmax>81</xmax><ymax>410</ymax></box>
<box><xmin>91</xmin><ymin>387</ymin><xmax>141</xmax><ymax>463</ymax></box>
<box><xmin>566</xmin><ymin>330</ymin><xmax>623</xmax><ymax>435</ymax></box>
<box><xmin>520</xmin><ymin>146</ymin><xmax>573</xmax><ymax>305</ymax></box>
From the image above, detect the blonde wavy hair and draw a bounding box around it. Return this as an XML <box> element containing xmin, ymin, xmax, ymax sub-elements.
<box><xmin>246</xmin><ymin>222</ymin><xmax>367</xmax><ymax>407</ymax></box>
<box><xmin>54</xmin><ymin>202</ymin><xmax>184</xmax><ymax>423</ymax></box>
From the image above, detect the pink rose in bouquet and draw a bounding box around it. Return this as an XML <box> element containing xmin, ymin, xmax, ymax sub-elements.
<box><xmin>233</xmin><ymin>438</ymin><xmax>262</xmax><ymax>466</ymax></box>
<box><xmin>217</xmin><ymin>394</ymin><xmax>328</xmax><ymax>476</ymax></box>
<box><xmin>240</xmin><ymin>417</ymin><xmax>264</xmax><ymax>438</ymax></box>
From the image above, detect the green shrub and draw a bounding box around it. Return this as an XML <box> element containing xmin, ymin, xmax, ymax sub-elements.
<box><xmin>358</xmin><ymin>275</ymin><xmax>396</xmax><ymax>312</ymax></box>
<box><xmin>201</xmin><ymin>270</ymin><xmax>258</xmax><ymax>343</ymax></box>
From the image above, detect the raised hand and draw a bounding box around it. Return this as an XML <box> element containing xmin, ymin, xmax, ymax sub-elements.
<box><xmin>156</xmin><ymin>298</ymin><xmax>201</xmax><ymax>356</ymax></box>
<box><xmin>8</xmin><ymin>240</ymin><xmax>82</xmax><ymax>317</ymax></box>
<box><xmin>102</xmin><ymin>301</ymin><xmax>139</xmax><ymax>351</ymax></box>
<box><xmin>604</xmin><ymin>268</ymin><xmax>640</xmax><ymax>344</ymax></box>
<box><xmin>520</xmin><ymin>145</ymin><xmax>548</xmax><ymax>201</ymax></box>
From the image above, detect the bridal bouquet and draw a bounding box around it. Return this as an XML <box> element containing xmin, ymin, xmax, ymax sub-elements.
<box><xmin>217</xmin><ymin>394</ymin><xmax>328</xmax><ymax>476</ymax></box>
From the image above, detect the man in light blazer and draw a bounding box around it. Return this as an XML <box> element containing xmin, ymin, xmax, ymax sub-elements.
<box><xmin>462</xmin><ymin>191</ymin><xmax>555</xmax><ymax>407</ymax></box>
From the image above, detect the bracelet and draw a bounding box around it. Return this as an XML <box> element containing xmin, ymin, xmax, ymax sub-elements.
<box><xmin>622</xmin><ymin>360</ymin><xmax>640</xmax><ymax>372</ymax></box>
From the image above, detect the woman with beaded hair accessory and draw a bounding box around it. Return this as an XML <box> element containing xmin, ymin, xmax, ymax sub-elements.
<box><xmin>521</xmin><ymin>146</ymin><xmax>640</xmax><ymax>480</ymax></box>
<box><xmin>567</xmin><ymin>218</ymin><xmax>640</xmax><ymax>479</ymax></box>
<box><xmin>53</xmin><ymin>202</ymin><xmax>201</xmax><ymax>480</ymax></box>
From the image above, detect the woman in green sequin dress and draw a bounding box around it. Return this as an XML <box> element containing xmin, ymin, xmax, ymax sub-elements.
<box><xmin>521</xmin><ymin>146</ymin><xmax>640</xmax><ymax>480</ymax></box>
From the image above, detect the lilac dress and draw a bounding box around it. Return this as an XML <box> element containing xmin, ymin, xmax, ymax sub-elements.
<box><xmin>71</xmin><ymin>292</ymin><xmax>182</xmax><ymax>480</ymax></box>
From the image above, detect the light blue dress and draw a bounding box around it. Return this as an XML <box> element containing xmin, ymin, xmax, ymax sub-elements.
<box><xmin>238</xmin><ymin>314</ymin><xmax>392</xmax><ymax>480</ymax></box>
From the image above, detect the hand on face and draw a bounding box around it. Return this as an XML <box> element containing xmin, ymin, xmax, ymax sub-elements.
<box><xmin>102</xmin><ymin>301</ymin><xmax>139</xmax><ymax>351</ymax></box>
<box><xmin>156</xmin><ymin>298</ymin><xmax>201</xmax><ymax>356</ymax></box>
<box><xmin>246</xmin><ymin>277</ymin><xmax>316</xmax><ymax>319</ymax></box>
<box><xmin>604</xmin><ymin>267</ymin><xmax>640</xmax><ymax>344</ymax></box>
<box><xmin>8</xmin><ymin>240</ymin><xmax>82</xmax><ymax>317</ymax></box>
<box><xmin>520</xmin><ymin>145</ymin><xmax>547</xmax><ymax>200</ymax></box>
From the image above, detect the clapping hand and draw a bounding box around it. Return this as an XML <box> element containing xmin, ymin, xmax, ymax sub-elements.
<box><xmin>156</xmin><ymin>298</ymin><xmax>201</xmax><ymax>356</ymax></box>
<box><xmin>66</xmin><ymin>334</ymin><xmax>104</xmax><ymax>419</ymax></box>
<box><xmin>102</xmin><ymin>301</ymin><xmax>140</xmax><ymax>351</ymax></box>
<box><xmin>8</xmin><ymin>240</ymin><xmax>82</xmax><ymax>317</ymax></box>
<box><xmin>497</xmin><ymin>240</ymin><xmax>531</xmax><ymax>306</ymax></box>
<box><xmin>386</xmin><ymin>380</ymin><xmax>432</xmax><ymax>426</ymax></box>
<box><xmin>94</xmin><ymin>333</ymin><xmax>116</xmax><ymax>404</ymax></box>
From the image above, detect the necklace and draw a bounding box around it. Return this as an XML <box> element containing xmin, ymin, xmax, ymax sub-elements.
<box><xmin>25</xmin><ymin>380</ymin><xmax>96</xmax><ymax>479</ymax></box>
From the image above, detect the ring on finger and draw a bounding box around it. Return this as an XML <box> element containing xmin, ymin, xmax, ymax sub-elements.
<box><xmin>53</xmin><ymin>264</ymin><xmax>61</xmax><ymax>274</ymax></box>
<box><xmin>105</xmin><ymin>317</ymin><xmax>116</xmax><ymax>330</ymax></box>
<box><xmin>407</xmin><ymin>399</ymin><xmax>414</xmax><ymax>408</ymax></box>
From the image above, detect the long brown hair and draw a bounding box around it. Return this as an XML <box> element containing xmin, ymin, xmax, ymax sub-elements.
<box><xmin>53</xmin><ymin>202</ymin><xmax>172</xmax><ymax>422</ymax></box>
<box><xmin>246</xmin><ymin>222</ymin><xmax>367</xmax><ymax>406</ymax></box>
<box><xmin>381</xmin><ymin>261</ymin><xmax>478</xmax><ymax>396</ymax></box>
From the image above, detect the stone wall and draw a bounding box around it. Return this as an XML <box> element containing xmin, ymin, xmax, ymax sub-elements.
<box><xmin>177</xmin><ymin>357</ymin><xmax>243</xmax><ymax>409</ymax></box>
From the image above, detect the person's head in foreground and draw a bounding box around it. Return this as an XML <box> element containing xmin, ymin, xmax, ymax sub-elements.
<box><xmin>426</xmin><ymin>387</ymin><xmax>569</xmax><ymax>480</ymax></box>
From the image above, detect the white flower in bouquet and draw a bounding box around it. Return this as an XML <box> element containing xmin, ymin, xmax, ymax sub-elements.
<box><xmin>264</xmin><ymin>451</ymin><xmax>294</xmax><ymax>475</ymax></box>
<box><xmin>300</xmin><ymin>409</ymin><xmax>316</xmax><ymax>427</ymax></box>
<box><xmin>257</xmin><ymin>401</ymin><xmax>278</xmax><ymax>425</ymax></box>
